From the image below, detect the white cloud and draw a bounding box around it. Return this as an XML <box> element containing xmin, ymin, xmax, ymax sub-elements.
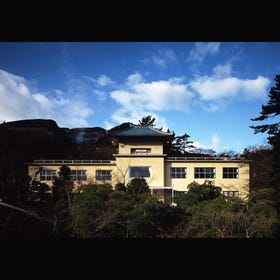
<box><xmin>193</xmin><ymin>134</ymin><xmax>221</xmax><ymax>152</ymax></box>
<box><xmin>213</xmin><ymin>63</ymin><xmax>232</xmax><ymax>78</ymax></box>
<box><xmin>93</xmin><ymin>89</ymin><xmax>106</xmax><ymax>101</ymax></box>
<box><xmin>144</xmin><ymin>48</ymin><xmax>178</xmax><ymax>68</ymax></box>
<box><xmin>0</xmin><ymin>69</ymin><xmax>93</xmax><ymax>127</ymax></box>
<box><xmin>190</xmin><ymin>74</ymin><xmax>270</xmax><ymax>101</ymax></box>
<box><xmin>97</xmin><ymin>74</ymin><xmax>115</xmax><ymax>87</ymax></box>
<box><xmin>126</xmin><ymin>73</ymin><xmax>143</xmax><ymax>86</ymax></box>
<box><xmin>110</xmin><ymin>73</ymin><xmax>193</xmax><ymax>127</ymax></box>
<box><xmin>211</xmin><ymin>134</ymin><xmax>220</xmax><ymax>151</ymax></box>
<box><xmin>110</xmin><ymin>109</ymin><xmax>169</xmax><ymax>130</ymax></box>
<box><xmin>152</xmin><ymin>56</ymin><xmax>166</xmax><ymax>68</ymax></box>
<box><xmin>90</xmin><ymin>74</ymin><xmax>115</xmax><ymax>87</ymax></box>
<box><xmin>187</xmin><ymin>42</ymin><xmax>221</xmax><ymax>63</ymax></box>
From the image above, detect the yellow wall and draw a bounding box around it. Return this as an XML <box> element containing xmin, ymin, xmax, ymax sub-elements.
<box><xmin>114</xmin><ymin>156</ymin><xmax>165</xmax><ymax>186</ymax></box>
<box><xmin>28</xmin><ymin>164</ymin><xmax>117</xmax><ymax>188</ymax></box>
<box><xmin>164</xmin><ymin>161</ymin><xmax>249</xmax><ymax>198</ymax></box>
<box><xmin>118</xmin><ymin>141</ymin><xmax>163</xmax><ymax>154</ymax></box>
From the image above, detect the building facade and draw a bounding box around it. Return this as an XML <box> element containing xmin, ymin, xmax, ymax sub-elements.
<box><xmin>27</xmin><ymin>125</ymin><xmax>250</xmax><ymax>200</ymax></box>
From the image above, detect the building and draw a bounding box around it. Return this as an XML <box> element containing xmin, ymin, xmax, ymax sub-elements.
<box><xmin>27</xmin><ymin>124</ymin><xmax>250</xmax><ymax>202</ymax></box>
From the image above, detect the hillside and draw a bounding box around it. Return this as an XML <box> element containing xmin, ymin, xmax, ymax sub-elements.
<box><xmin>0</xmin><ymin>119</ymin><xmax>115</xmax><ymax>162</ymax></box>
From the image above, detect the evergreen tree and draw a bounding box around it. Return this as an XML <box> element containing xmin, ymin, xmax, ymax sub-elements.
<box><xmin>139</xmin><ymin>115</ymin><xmax>156</xmax><ymax>126</ymax></box>
<box><xmin>250</xmin><ymin>74</ymin><xmax>280</xmax><ymax>189</ymax></box>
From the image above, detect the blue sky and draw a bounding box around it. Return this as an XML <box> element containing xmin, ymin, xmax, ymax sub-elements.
<box><xmin>0</xmin><ymin>42</ymin><xmax>279</xmax><ymax>153</ymax></box>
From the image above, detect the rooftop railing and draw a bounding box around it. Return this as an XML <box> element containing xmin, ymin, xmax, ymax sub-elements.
<box><xmin>166</xmin><ymin>157</ymin><xmax>245</xmax><ymax>161</ymax></box>
<box><xmin>33</xmin><ymin>159</ymin><xmax>115</xmax><ymax>164</ymax></box>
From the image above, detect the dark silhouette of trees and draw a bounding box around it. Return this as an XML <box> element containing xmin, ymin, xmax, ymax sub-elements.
<box><xmin>250</xmin><ymin>74</ymin><xmax>280</xmax><ymax>189</ymax></box>
<box><xmin>139</xmin><ymin>115</ymin><xmax>156</xmax><ymax>126</ymax></box>
<box><xmin>52</xmin><ymin>165</ymin><xmax>74</xmax><ymax>237</ymax></box>
<box><xmin>170</xmin><ymin>133</ymin><xmax>195</xmax><ymax>156</ymax></box>
<box><xmin>242</xmin><ymin>145</ymin><xmax>273</xmax><ymax>191</ymax></box>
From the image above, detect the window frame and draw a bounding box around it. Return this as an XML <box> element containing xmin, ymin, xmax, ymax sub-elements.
<box><xmin>71</xmin><ymin>170</ymin><xmax>87</xmax><ymax>181</ymax></box>
<box><xmin>95</xmin><ymin>169</ymin><xmax>112</xmax><ymax>181</ymax></box>
<box><xmin>194</xmin><ymin>167</ymin><xmax>216</xmax><ymax>179</ymax></box>
<box><xmin>40</xmin><ymin>169</ymin><xmax>57</xmax><ymax>181</ymax></box>
<box><xmin>222</xmin><ymin>167</ymin><xmax>239</xmax><ymax>179</ymax></box>
<box><xmin>129</xmin><ymin>166</ymin><xmax>151</xmax><ymax>178</ymax></box>
<box><xmin>170</xmin><ymin>167</ymin><xmax>187</xmax><ymax>179</ymax></box>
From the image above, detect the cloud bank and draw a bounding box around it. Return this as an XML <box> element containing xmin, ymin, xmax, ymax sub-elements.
<box><xmin>0</xmin><ymin>69</ymin><xmax>93</xmax><ymax>127</ymax></box>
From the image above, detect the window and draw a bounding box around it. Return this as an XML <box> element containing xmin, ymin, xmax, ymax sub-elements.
<box><xmin>194</xmin><ymin>167</ymin><xmax>215</xmax><ymax>179</ymax></box>
<box><xmin>223</xmin><ymin>191</ymin><xmax>239</xmax><ymax>197</ymax></box>
<box><xmin>223</xmin><ymin>167</ymin><xmax>239</xmax><ymax>178</ymax></box>
<box><xmin>96</xmin><ymin>170</ymin><xmax>112</xmax><ymax>181</ymax></box>
<box><xmin>40</xmin><ymin>170</ymin><xmax>57</xmax><ymax>181</ymax></box>
<box><xmin>71</xmin><ymin>170</ymin><xmax>87</xmax><ymax>181</ymax></box>
<box><xmin>131</xmin><ymin>148</ymin><xmax>151</xmax><ymax>154</ymax></box>
<box><xmin>170</xmin><ymin>167</ymin><xmax>187</xmax><ymax>178</ymax></box>
<box><xmin>129</xmin><ymin>166</ymin><xmax>151</xmax><ymax>178</ymax></box>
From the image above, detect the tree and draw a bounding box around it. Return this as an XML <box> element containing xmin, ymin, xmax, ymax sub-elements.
<box><xmin>174</xmin><ymin>180</ymin><xmax>222</xmax><ymax>212</ymax></box>
<box><xmin>250</xmin><ymin>74</ymin><xmax>280</xmax><ymax>188</ymax></box>
<box><xmin>52</xmin><ymin>165</ymin><xmax>74</xmax><ymax>237</ymax></box>
<box><xmin>242</xmin><ymin>145</ymin><xmax>273</xmax><ymax>191</ymax></box>
<box><xmin>139</xmin><ymin>115</ymin><xmax>156</xmax><ymax>126</ymax></box>
<box><xmin>168</xmin><ymin>133</ymin><xmax>195</xmax><ymax>156</ymax></box>
<box><xmin>52</xmin><ymin>165</ymin><xmax>73</xmax><ymax>204</ymax></box>
<box><xmin>115</xmin><ymin>182</ymin><xmax>126</xmax><ymax>192</ymax></box>
<box><xmin>127</xmin><ymin>178</ymin><xmax>149</xmax><ymax>195</ymax></box>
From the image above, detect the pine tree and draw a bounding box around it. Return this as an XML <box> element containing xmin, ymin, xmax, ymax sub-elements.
<box><xmin>250</xmin><ymin>74</ymin><xmax>280</xmax><ymax>189</ymax></box>
<box><xmin>139</xmin><ymin>115</ymin><xmax>156</xmax><ymax>126</ymax></box>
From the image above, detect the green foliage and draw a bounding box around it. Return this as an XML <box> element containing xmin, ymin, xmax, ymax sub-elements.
<box><xmin>127</xmin><ymin>196</ymin><xmax>185</xmax><ymax>238</ymax></box>
<box><xmin>115</xmin><ymin>182</ymin><xmax>126</xmax><ymax>192</ymax></box>
<box><xmin>70</xmin><ymin>182</ymin><xmax>187</xmax><ymax>238</ymax></box>
<box><xmin>71</xmin><ymin>183</ymin><xmax>114</xmax><ymax>238</ymax></box>
<box><xmin>127</xmin><ymin>178</ymin><xmax>149</xmax><ymax>195</ymax></box>
<box><xmin>174</xmin><ymin>180</ymin><xmax>222</xmax><ymax>211</ymax></box>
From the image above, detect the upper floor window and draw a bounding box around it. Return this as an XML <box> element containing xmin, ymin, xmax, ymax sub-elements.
<box><xmin>131</xmin><ymin>148</ymin><xmax>151</xmax><ymax>154</ymax></box>
<box><xmin>194</xmin><ymin>167</ymin><xmax>216</xmax><ymax>179</ymax></box>
<box><xmin>96</xmin><ymin>170</ymin><xmax>112</xmax><ymax>181</ymax></box>
<box><xmin>170</xmin><ymin>167</ymin><xmax>187</xmax><ymax>178</ymax></box>
<box><xmin>40</xmin><ymin>170</ymin><xmax>57</xmax><ymax>181</ymax></box>
<box><xmin>223</xmin><ymin>168</ymin><xmax>239</xmax><ymax>178</ymax></box>
<box><xmin>129</xmin><ymin>166</ymin><xmax>151</xmax><ymax>178</ymax></box>
<box><xmin>71</xmin><ymin>170</ymin><xmax>87</xmax><ymax>181</ymax></box>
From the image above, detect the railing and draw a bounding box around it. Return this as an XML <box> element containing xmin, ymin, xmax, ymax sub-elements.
<box><xmin>33</xmin><ymin>159</ymin><xmax>115</xmax><ymax>164</ymax></box>
<box><xmin>166</xmin><ymin>157</ymin><xmax>245</xmax><ymax>161</ymax></box>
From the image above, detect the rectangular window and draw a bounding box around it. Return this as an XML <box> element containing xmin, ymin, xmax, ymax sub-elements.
<box><xmin>223</xmin><ymin>167</ymin><xmax>239</xmax><ymax>178</ymax></box>
<box><xmin>194</xmin><ymin>167</ymin><xmax>215</xmax><ymax>179</ymax></box>
<box><xmin>129</xmin><ymin>166</ymin><xmax>151</xmax><ymax>178</ymax></box>
<box><xmin>131</xmin><ymin>148</ymin><xmax>151</xmax><ymax>154</ymax></box>
<box><xmin>71</xmin><ymin>170</ymin><xmax>87</xmax><ymax>181</ymax></box>
<box><xmin>170</xmin><ymin>167</ymin><xmax>187</xmax><ymax>179</ymax></box>
<box><xmin>96</xmin><ymin>170</ymin><xmax>112</xmax><ymax>181</ymax></box>
<box><xmin>223</xmin><ymin>191</ymin><xmax>239</xmax><ymax>197</ymax></box>
<box><xmin>40</xmin><ymin>170</ymin><xmax>57</xmax><ymax>181</ymax></box>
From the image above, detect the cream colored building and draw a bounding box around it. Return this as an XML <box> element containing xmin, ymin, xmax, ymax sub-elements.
<box><xmin>27</xmin><ymin>125</ymin><xmax>250</xmax><ymax>201</ymax></box>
